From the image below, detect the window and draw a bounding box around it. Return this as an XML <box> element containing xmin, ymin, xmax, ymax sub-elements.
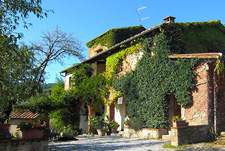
<box><xmin>117</xmin><ymin>60</ymin><xmax>123</xmax><ymax>73</ymax></box>
<box><xmin>96</xmin><ymin>49</ymin><xmax>103</xmax><ymax>54</ymax></box>
<box><xmin>69</xmin><ymin>77</ymin><xmax>72</xmax><ymax>88</ymax></box>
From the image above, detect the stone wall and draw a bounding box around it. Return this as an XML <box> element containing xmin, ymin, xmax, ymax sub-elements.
<box><xmin>123</xmin><ymin>127</ymin><xmax>168</xmax><ymax>139</ymax></box>
<box><xmin>171</xmin><ymin>125</ymin><xmax>210</xmax><ymax>146</ymax></box>
<box><xmin>215</xmin><ymin>65</ymin><xmax>225</xmax><ymax>133</ymax></box>
<box><xmin>182</xmin><ymin>62</ymin><xmax>211</xmax><ymax>125</ymax></box>
<box><xmin>88</xmin><ymin>44</ymin><xmax>108</xmax><ymax>57</ymax></box>
<box><xmin>0</xmin><ymin>138</ymin><xmax>48</xmax><ymax>151</ymax></box>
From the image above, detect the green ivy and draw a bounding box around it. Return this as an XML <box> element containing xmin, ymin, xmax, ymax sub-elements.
<box><xmin>113</xmin><ymin>34</ymin><xmax>197</xmax><ymax>129</ymax></box>
<box><xmin>86</xmin><ymin>25</ymin><xmax>145</xmax><ymax>48</ymax></box>
<box><xmin>105</xmin><ymin>40</ymin><xmax>142</xmax><ymax>78</ymax></box>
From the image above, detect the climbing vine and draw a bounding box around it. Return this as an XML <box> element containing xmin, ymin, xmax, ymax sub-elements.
<box><xmin>86</xmin><ymin>25</ymin><xmax>145</xmax><ymax>48</ymax></box>
<box><xmin>113</xmin><ymin>34</ymin><xmax>197</xmax><ymax>129</ymax></box>
<box><xmin>104</xmin><ymin>39</ymin><xmax>143</xmax><ymax>104</ymax></box>
<box><xmin>105</xmin><ymin>41</ymin><xmax>142</xmax><ymax>78</ymax></box>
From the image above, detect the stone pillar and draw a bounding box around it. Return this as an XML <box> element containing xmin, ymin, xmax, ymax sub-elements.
<box><xmin>88</xmin><ymin>105</ymin><xmax>95</xmax><ymax>131</ymax></box>
<box><xmin>171</xmin><ymin>126</ymin><xmax>188</xmax><ymax>146</ymax></box>
<box><xmin>106</xmin><ymin>103</ymin><xmax>115</xmax><ymax>120</ymax></box>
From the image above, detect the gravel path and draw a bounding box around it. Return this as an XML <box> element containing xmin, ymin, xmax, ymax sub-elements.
<box><xmin>48</xmin><ymin>136</ymin><xmax>169</xmax><ymax>151</ymax></box>
<box><xmin>48</xmin><ymin>136</ymin><xmax>225</xmax><ymax>151</ymax></box>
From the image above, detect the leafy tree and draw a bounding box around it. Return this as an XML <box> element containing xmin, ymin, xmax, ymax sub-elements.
<box><xmin>0</xmin><ymin>46</ymin><xmax>39</xmax><ymax>122</ymax></box>
<box><xmin>0</xmin><ymin>0</ymin><xmax>51</xmax><ymax>34</ymax></box>
<box><xmin>70</xmin><ymin>64</ymin><xmax>109</xmax><ymax>106</ymax></box>
<box><xmin>0</xmin><ymin>1</ymin><xmax>84</xmax><ymax>123</ymax></box>
<box><xmin>0</xmin><ymin>0</ymin><xmax>50</xmax><ymax>123</ymax></box>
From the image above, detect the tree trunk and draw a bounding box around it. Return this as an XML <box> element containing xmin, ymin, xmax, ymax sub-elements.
<box><xmin>0</xmin><ymin>101</ymin><xmax>14</xmax><ymax>123</ymax></box>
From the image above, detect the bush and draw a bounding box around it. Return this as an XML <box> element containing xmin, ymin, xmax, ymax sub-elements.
<box><xmin>62</xmin><ymin>124</ymin><xmax>76</xmax><ymax>137</ymax></box>
<box><xmin>128</xmin><ymin>117</ymin><xmax>143</xmax><ymax>131</ymax></box>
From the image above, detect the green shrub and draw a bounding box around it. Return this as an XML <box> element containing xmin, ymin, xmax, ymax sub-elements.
<box><xmin>62</xmin><ymin>124</ymin><xmax>76</xmax><ymax>137</ymax></box>
<box><xmin>128</xmin><ymin>117</ymin><xmax>143</xmax><ymax>131</ymax></box>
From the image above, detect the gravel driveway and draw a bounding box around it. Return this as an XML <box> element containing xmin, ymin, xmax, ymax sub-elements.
<box><xmin>48</xmin><ymin>136</ymin><xmax>225</xmax><ymax>151</ymax></box>
<box><xmin>48</xmin><ymin>136</ymin><xmax>169</xmax><ymax>151</ymax></box>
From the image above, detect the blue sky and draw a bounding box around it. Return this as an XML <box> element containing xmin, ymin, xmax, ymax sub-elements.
<box><xmin>16</xmin><ymin>0</ymin><xmax>225</xmax><ymax>83</ymax></box>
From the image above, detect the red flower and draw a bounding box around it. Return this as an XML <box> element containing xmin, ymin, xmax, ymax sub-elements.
<box><xmin>29</xmin><ymin>119</ymin><xmax>32</xmax><ymax>122</ymax></box>
<box><xmin>18</xmin><ymin>123</ymin><xmax>21</xmax><ymax>125</ymax></box>
<box><xmin>106</xmin><ymin>124</ymin><xmax>109</xmax><ymax>126</ymax></box>
<box><xmin>36</xmin><ymin>123</ymin><xmax>40</xmax><ymax>128</ymax></box>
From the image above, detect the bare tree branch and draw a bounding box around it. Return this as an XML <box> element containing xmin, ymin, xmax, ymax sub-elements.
<box><xmin>30</xmin><ymin>25</ymin><xmax>85</xmax><ymax>83</ymax></box>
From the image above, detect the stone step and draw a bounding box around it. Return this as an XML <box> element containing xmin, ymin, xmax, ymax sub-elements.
<box><xmin>217</xmin><ymin>138</ymin><xmax>225</xmax><ymax>145</ymax></box>
<box><xmin>217</xmin><ymin>136</ymin><xmax>225</xmax><ymax>140</ymax></box>
<box><xmin>221</xmin><ymin>132</ymin><xmax>225</xmax><ymax>136</ymax></box>
<box><xmin>162</xmin><ymin>135</ymin><xmax>172</xmax><ymax>141</ymax></box>
<box><xmin>118</xmin><ymin>131</ymin><xmax>124</xmax><ymax>135</ymax></box>
<box><xmin>168</xmin><ymin>131</ymin><xmax>172</xmax><ymax>136</ymax></box>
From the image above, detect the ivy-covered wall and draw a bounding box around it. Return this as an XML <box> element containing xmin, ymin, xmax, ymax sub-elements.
<box><xmin>86</xmin><ymin>25</ymin><xmax>145</xmax><ymax>49</ymax></box>
<box><xmin>97</xmin><ymin>20</ymin><xmax>225</xmax><ymax>129</ymax></box>
<box><xmin>160</xmin><ymin>20</ymin><xmax>225</xmax><ymax>54</ymax></box>
<box><xmin>112</xmin><ymin>34</ymin><xmax>197</xmax><ymax>129</ymax></box>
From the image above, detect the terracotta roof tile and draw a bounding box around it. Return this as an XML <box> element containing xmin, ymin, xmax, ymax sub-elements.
<box><xmin>169</xmin><ymin>53</ymin><xmax>223</xmax><ymax>59</ymax></box>
<box><xmin>10</xmin><ymin>110</ymin><xmax>39</xmax><ymax>119</ymax></box>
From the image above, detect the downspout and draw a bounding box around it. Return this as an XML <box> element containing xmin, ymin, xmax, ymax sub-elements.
<box><xmin>213</xmin><ymin>53</ymin><xmax>222</xmax><ymax>135</ymax></box>
<box><xmin>213</xmin><ymin>64</ymin><xmax>217</xmax><ymax>134</ymax></box>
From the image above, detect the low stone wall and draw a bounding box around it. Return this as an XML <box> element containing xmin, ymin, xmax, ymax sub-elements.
<box><xmin>123</xmin><ymin>127</ymin><xmax>168</xmax><ymax>139</ymax></box>
<box><xmin>0</xmin><ymin>138</ymin><xmax>48</xmax><ymax>151</ymax></box>
<box><xmin>171</xmin><ymin>125</ymin><xmax>210</xmax><ymax>146</ymax></box>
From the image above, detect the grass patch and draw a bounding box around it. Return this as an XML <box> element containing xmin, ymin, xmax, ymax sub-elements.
<box><xmin>208</xmin><ymin>142</ymin><xmax>217</xmax><ymax>146</ymax></box>
<box><xmin>163</xmin><ymin>143</ymin><xmax>188</xmax><ymax>149</ymax></box>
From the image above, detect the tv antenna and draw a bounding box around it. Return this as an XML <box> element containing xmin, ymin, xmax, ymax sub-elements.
<box><xmin>136</xmin><ymin>6</ymin><xmax>149</xmax><ymax>25</ymax></box>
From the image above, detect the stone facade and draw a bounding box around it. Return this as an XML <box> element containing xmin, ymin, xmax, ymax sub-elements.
<box><xmin>88</xmin><ymin>44</ymin><xmax>108</xmax><ymax>57</ymax></box>
<box><xmin>180</xmin><ymin>61</ymin><xmax>225</xmax><ymax>133</ymax></box>
<box><xmin>61</xmin><ymin>22</ymin><xmax>225</xmax><ymax>144</ymax></box>
<box><xmin>182</xmin><ymin>62</ymin><xmax>211</xmax><ymax>125</ymax></box>
<box><xmin>123</xmin><ymin>127</ymin><xmax>168</xmax><ymax>139</ymax></box>
<box><xmin>0</xmin><ymin>138</ymin><xmax>48</xmax><ymax>151</ymax></box>
<box><xmin>171</xmin><ymin>125</ymin><xmax>210</xmax><ymax>146</ymax></box>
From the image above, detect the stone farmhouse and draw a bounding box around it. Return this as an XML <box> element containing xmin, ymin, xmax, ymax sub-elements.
<box><xmin>60</xmin><ymin>16</ymin><xmax>225</xmax><ymax>145</ymax></box>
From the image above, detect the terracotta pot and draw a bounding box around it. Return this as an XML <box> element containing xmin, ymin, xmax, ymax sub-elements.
<box><xmin>111</xmin><ymin>128</ymin><xmax>118</xmax><ymax>133</ymax></box>
<box><xmin>22</xmin><ymin>129</ymin><xmax>44</xmax><ymax>139</ymax></box>
<box><xmin>97</xmin><ymin>129</ymin><xmax>106</xmax><ymax>136</ymax></box>
<box><xmin>173</xmin><ymin>120</ymin><xmax>186</xmax><ymax>127</ymax></box>
<box><xmin>0</xmin><ymin>124</ymin><xmax>10</xmax><ymax>134</ymax></box>
<box><xmin>124</xmin><ymin>124</ymin><xmax>129</xmax><ymax>128</ymax></box>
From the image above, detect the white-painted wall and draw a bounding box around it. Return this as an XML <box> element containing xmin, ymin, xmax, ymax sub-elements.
<box><xmin>64</xmin><ymin>73</ymin><xmax>73</xmax><ymax>90</ymax></box>
<box><xmin>79</xmin><ymin>103</ymin><xmax>88</xmax><ymax>134</ymax></box>
<box><xmin>114</xmin><ymin>98</ymin><xmax>126</xmax><ymax>131</ymax></box>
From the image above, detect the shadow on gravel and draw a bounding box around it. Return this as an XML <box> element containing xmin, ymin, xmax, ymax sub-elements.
<box><xmin>48</xmin><ymin>136</ymin><xmax>168</xmax><ymax>151</ymax></box>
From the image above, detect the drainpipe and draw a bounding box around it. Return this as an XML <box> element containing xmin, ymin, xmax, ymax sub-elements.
<box><xmin>213</xmin><ymin>64</ymin><xmax>217</xmax><ymax>135</ymax></box>
<box><xmin>213</xmin><ymin>53</ymin><xmax>223</xmax><ymax>135</ymax></box>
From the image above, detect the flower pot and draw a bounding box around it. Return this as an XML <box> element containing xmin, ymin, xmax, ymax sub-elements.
<box><xmin>124</xmin><ymin>124</ymin><xmax>129</xmax><ymax>128</ymax></box>
<box><xmin>173</xmin><ymin>120</ymin><xmax>186</xmax><ymax>127</ymax></box>
<box><xmin>111</xmin><ymin>128</ymin><xmax>118</xmax><ymax>133</ymax></box>
<box><xmin>0</xmin><ymin>124</ymin><xmax>10</xmax><ymax>134</ymax></box>
<box><xmin>97</xmin><ymin>129</ymin><xmax>106</xmax><ymax>136</ymax></box>
<box><xmin>22</xmin><ymin>129</ymin><xmax>44</xmax><ymax>139</ymax></box>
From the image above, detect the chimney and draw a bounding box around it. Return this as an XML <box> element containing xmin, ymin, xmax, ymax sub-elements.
<box><xmin>163</xmin><ymin>16</ymin><xmax>176</xmax><ymax>23</ymax></box>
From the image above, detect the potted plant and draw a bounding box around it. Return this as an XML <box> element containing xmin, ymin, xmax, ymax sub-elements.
<box><xmin>109</xmin><ymin>119</ymin><xmax>120</xmax><ymax>133</ymax></box>
<box><xmin>172</xmin><ymin>115</ymin><xmax>186</xmax><ymax>127</ymax></box>
<box><xmin>124</xmin><ymin>120</ymin><xmax>129</xmax><ymax>128</ymax></box>
<box><xmin>88</xmin><ymin>126</ymin><xmax>97</xmax><ymax>134</ymax></box>
<box><xmin>90</xmin><ymin>115</ymin><xmax>106</xmax><ymax>136</ymax></box>
<box><xmin>17</xmin><ymin>119</ymin><xmax>46</xmax><ymax>139</ymax></box>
